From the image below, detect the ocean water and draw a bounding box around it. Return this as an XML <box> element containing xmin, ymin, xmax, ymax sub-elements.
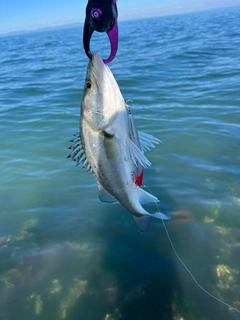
<box><xmin>0</xmin><ymin>7</ymin><xmax>240</xmax><ymax>320</ymax></box>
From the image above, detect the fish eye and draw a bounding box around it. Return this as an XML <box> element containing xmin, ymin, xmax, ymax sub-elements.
<box><xmin>85</xmin><ymin>81</ymin><xmax>93</xmax><ymax>92</ymax></box>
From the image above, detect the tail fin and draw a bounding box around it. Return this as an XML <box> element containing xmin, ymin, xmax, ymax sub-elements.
<box><xmin>152</xmin><ymin>212</ymin><xmax>171</xmax><ymax>220</ymax></box>
<box><xmin>134</xmin><ymin>212</ymin><xmax>170</xmax><ymax>233</ymax></box>
<box><xmin>134</xmin><ymin>215</ymin><xmax>152</xmax><ymax>233</ymax></box>
<box><xmin>133</xmin><ymin>187</ymin><xmax>171</xmax><ymax>232</ymax></box>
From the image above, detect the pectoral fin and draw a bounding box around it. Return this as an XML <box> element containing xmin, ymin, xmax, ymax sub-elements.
<box><xmin>126</xmin><ymin>137</ymin><xmax>151</xmax><ymax>168</ymax></box>
<box><xmin>138</xmin><ymin>131</ymin><xmax>161</xmax><ymax>151</ymax></box>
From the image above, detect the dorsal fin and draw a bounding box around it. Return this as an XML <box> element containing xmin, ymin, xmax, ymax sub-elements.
<box><xmin>68</xmin><ymin>132</ymin><xmax>93</xmax><ymax>173</ymax></box>
<box><xmin>97</xmin><ymin>183</ymin><xmax>118</xmax><ymax>204</ymax></box>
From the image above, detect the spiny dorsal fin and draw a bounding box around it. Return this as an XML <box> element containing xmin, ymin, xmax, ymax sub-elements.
<box><xmin>68</xmin><ymin>132</ymin><xmax>93</xmax><ymax>173</ymax></box>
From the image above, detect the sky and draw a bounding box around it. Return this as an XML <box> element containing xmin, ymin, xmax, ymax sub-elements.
<box><xmin>0</xmin><ymin>0</ymin><xmax>240</xmax><ymax>35</ymax></box>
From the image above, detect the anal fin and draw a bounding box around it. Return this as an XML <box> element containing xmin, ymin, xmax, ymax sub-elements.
<box><xmin>138</xmin><ymin>188</ymin><xmax>159</xmax><ymax>204</ymax></box>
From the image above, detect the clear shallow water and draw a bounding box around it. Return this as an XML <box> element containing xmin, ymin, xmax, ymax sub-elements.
<box><xmin>0</xmin><ymin>7</ymin><xmax>240</xmax><ymax>320</ymax></box>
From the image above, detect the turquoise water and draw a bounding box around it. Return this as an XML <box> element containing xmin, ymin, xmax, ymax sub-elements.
<box><xmin>1</xmin><ymin>7</ymin><xmax>240</xmax><ymax>320</ymax></box>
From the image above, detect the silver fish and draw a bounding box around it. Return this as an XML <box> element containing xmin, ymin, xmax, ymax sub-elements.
<box><xmin>68</xmin><ymin>53</ymin><xmax>170</xmax><ymax>232</ymax></box>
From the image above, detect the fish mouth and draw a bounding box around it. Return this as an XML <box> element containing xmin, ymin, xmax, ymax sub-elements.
<box><xmin>90</xmin><ymin>53</ymin><xmax>106</xmax><ymax>75</ymax></box>
<box><xmin>88</xmin><ymin>53</ymin><xmax>113</xmax><ymax>91</ymax></box>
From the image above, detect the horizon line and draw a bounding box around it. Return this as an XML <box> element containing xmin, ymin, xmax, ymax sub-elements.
<box><xmin>0</xmin><ymin>5</ymin><xmax>239</xmax><ymax>38</ymax></box>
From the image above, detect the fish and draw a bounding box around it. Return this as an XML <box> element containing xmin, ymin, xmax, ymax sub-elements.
<box><xmin>68</xmin><ymin>53</ymin><xmax>170</xmax><ymax>232</ymax></box>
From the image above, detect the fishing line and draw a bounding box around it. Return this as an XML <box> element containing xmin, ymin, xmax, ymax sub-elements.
<box><xmin>143</xmin><ymin>185</ymin><xmax>240</xmax><ymax>315</ymax></box>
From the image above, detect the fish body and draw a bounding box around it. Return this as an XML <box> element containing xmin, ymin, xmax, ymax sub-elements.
<box><xmin>69</xmin><ymin>53</ymin><xmax>170</xmax><ymax>232</ymax></box>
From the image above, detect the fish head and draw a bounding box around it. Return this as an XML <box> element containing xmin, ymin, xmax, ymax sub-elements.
<box><xmin>81</xmin><ymin>53</ymin><xmax>124</xmax><ymax>131</ymax></box>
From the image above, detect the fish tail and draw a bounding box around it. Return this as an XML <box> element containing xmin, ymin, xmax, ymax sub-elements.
<box><xmin>133</xmin><ymin>188</ymin><xmax>171</xmax><ymax>232</ymax></box>
<box><xmin>152</xmin><ymin>212</ymin><xmax>171</xmax><ymax>220</ymax></box>
<box><xmin>134</xmin><ymin>212</ymin><xmax>170</xmax><ymax>233</ymax></box>
<box><xmin>134</xmin><ymin>215</ymin><xmax>152</xmax><ymax>233</ymax></box>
